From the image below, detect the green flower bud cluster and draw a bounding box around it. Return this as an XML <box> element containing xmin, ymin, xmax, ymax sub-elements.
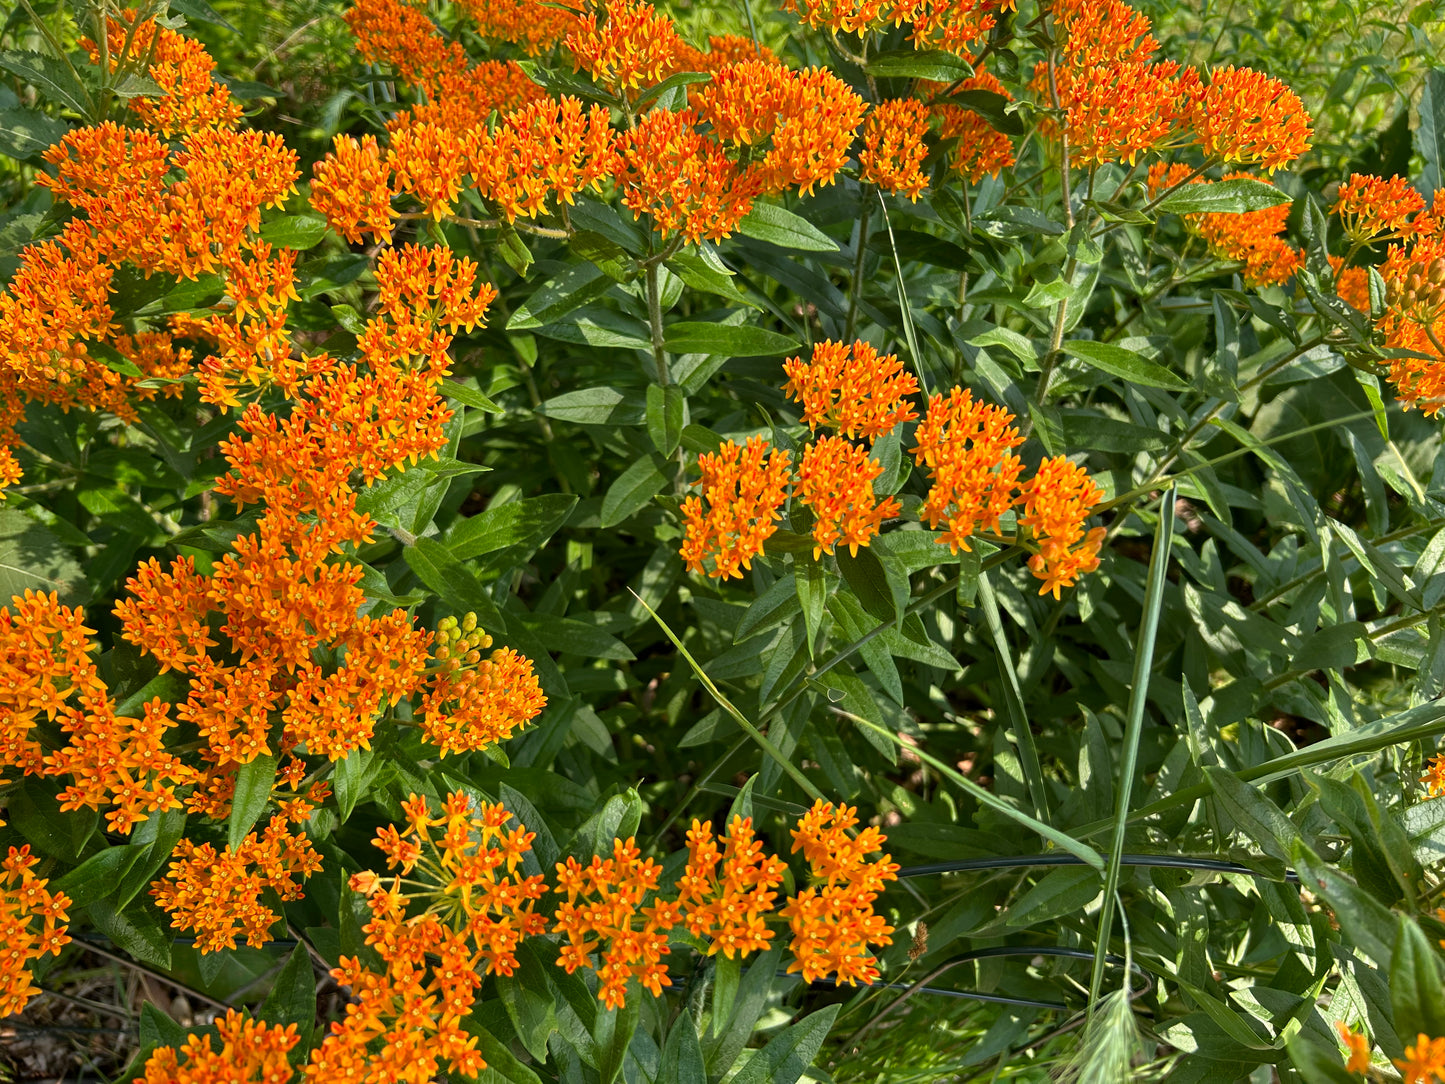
<box><xmin>433</xmin><ymin>612</ymin><xmax>494</xmax><ymax>671</ymax></box>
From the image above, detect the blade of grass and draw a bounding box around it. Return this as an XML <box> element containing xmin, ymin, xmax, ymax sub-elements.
<box><xmin>1087</xmin><ymin>486</ymin><xmax>1176</xmax><ymax>1018</ymax></box>
<box><xmin>876</xmin><ymin>190</ymin><xmax>931</xmax><ymax>395</ymax></box>
<box><xmin>630</xmin><ymin>589</ymin><xmax>827</xmax><ymax>804</ymax></box>
<box><xmin>977</xmin><ymin>573</ymin><xmax>1051</xmax><ymax>823</ymax></box>
<box><xmin>832</xmin><ymin>706</ymin><xmax>1103</xmax><ymax>869</ymax></box>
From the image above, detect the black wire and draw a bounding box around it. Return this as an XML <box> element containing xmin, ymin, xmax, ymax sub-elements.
<box><xmin>897</xmin><ymin>853</ymin><xmax>1300</xmax><ymax>883</ymax></box>
<box><xmin>805</xmin><ymin>947</ymin><xmax>1153</xmax><ymax>1011</ymax></box>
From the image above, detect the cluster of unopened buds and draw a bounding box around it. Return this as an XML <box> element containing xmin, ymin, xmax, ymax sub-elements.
<box><xmin>431</xmin><ymin>612</ymin><xmax>494</xmax><ymax>671</ymax></box>
<box><xmin>1386</xmin><ymin>258</ymin><xmax>1445</xmax><ymax>321</ymax></box>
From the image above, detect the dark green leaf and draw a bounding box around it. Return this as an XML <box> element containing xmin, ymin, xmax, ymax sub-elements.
<box><xmin>727</xmin><ymin>1005</ymin><xmax>839</xmax><ymax>1084</ymax></box>
<box><xmin>229</xmin><ymin>753</ymin><xmax>278</xmax><ymax>851</ymax></box>
<box><xmin>404</xmin><ymin>538</ymin><xmax>504</xmax><ymax>630</ymax></box>
<box><xmin>509</xmin><ymin>264</ymin><xmax>613</xmax><ymax>329</ymax></box>
<box><xmin>0</xmin><ymin>105</ymin><xmax>66</xmax><ymax>160</ymax></box>
<box><xmin>1415</xmin><ymin>69</ymin><xmax>1445</xmax><ymax>197</ymax></box>
<box><xmin>1062</xmin><ymin>340</ymin><xmax>1189</xmax><ymax>391</ymax></box>
<box><xmin>1206</xmin><ymin>766</ymin><xmax>1300</xmax><ymax>865</ymax></box>
<box><xmin>600</xmin><ymin>454</ymin><xmax>667</xmax><ymax>527</ymax></box>
<box><xmin>0</xmin><ymin>50</ymin><xmax>93</xmax><ymax>118</ymax></box>
<box><xmin>1392</xmin><ymin>916</ymin><xmax>1445</xmax><ymax>1041</ymax></box>
<box><xmin>258</xmin><ymin>947</ymin><xmax>316</xmax><ymax>1049</ymax></box>
<box><xmin>446</xmin><ymin>493</ymin><xmax>577</xmax><ymax>560</ymax></box>
<box><xmin>868</xmin><ymin>48</ymin><xmax>973</xmax><ymax>82</ymax></box>
<box><xmin>89</xmin><ymin>897</ymin><xmax>172</xmax><ymax>969</ymax></box>
<box><xmin>663</xmin><ymin>322</ymin><xmax>800</xmax><ymax>357</ymax></box>
<box><xmin>258</xmin><ymin>214</ymin><xmax>328</xmax><ymax>249</ymax></box>
<box><xmin>536</xmin><ymin>386</ymin><xmax>646</xmax><ymax>426</ymax></box>
<box><xmin>1158</xmin><ymin>178</ymin><xmax>1293</xmax><ymax>215</ymax></box>
<box><xmin>737</xmin><ymin>202</ymin><xmax>838</xmax><ymax>251</ymax></box>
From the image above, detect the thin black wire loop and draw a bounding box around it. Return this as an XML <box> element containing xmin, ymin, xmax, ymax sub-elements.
<box><xmin>805</xmin><ymin>946</ymin><xmax>1153</xmax><ymax>1011</ymax></box>
<box><xmin>897</xmin><ymin>852</ymin><xmax>1299</xmax><ymax>883</ymax></box>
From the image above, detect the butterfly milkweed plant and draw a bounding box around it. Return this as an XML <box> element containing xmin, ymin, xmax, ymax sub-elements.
<box><xmin>7</xmin><ymin>0</ymin><xmax>1445</xmax><ymax>1079</ymax></box>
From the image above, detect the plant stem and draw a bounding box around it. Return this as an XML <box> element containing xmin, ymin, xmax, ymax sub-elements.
<box><xmin>645</xmin><ymin>262</ymin><xmax>670</xmax><ymax>385</ymax></box>
<box><xmin>845</xmin><ymin>198</ymin><xmax>873</xmax><ymax>343</ymax></box>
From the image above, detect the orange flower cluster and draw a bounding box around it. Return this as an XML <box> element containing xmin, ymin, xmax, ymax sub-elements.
<box><xmin>616</xmin><ymin>108</ymin><xmax>765</xmax><ymax>242</ymax></box>
<box><xmin>1333</xmin><ymin>173</ymin><xmax>1426</xmax><ymax>242</ymax></box>
<box><xmin>1033</xmin><ymin>0</ymin><xmax>1192</xmax><ymax>167</ymax></box>
<box><xmin>1399</xmin><ymin>1035</ymin><xmax>1445</xmax><ymax>1084</ymax></box>
<box><xmin>780</xmin><ymin>801</ymin><xmax>898</xmax><ymax>985</ymax></box>
<box><xmin>782</xmin><ymin>0</ymin><xmax>923</xmax><ymax>34</ymax></box>
<box><xmin>860</xmin><ymin>99</ymin><xmax>932</xmax><ymax>199</ymax></box>
<box><xmin>1329</xmin><ymin>256</ymin><xmax>1371</xmax><ymax>313</ymax></box>
<box><xmin>141</xmin><ymin>1010</ymin><xmax>299</xmax><ymax>1084</ymax></box>
<box><xmin>910</xmin><ymin>387</ymin><xmax>1106</xmax><ymax>595</ymax></box>
<box><xmin>796</xmin><ymin>437</ymin><xmax>901</xmax><ymax>559</ymax></box>
<box><xmin>910</xmin><ymin>0</ymin><xmax>1013</xmax><ymax>57</ymax></box>
<box><xmin>1188</xmin><ymin>66</ymin><xmax>1312</xmax><ymax>174</ymax></box>
<box><xmin>374</xmin><ymin>793</ymin><xmax>549</xmax><ymax>976</ymax></box>
<box><xmin>1373</xmin><ymin>231</ymin><xmax>1445</xmax><ymax>414</ymax></box>
<box><xmin>677</xmin><ymin>817</ymin><xmax>787</xmax><ymax>957</ymax></box>
<box><xmin>419</xmin><ymin>615</ymin><xmax>547</xmax><ymax>755</ymax></box>
<box><xmin>1147</xmin><ymin>163</ymin><xmax>1302</xmax><ymax>287</ymax></box>
<box><xmin>455</xmin><ymin>0</ymin><xmax>586</xmax><ymax>56</ymax></box>
<box><xmin>312</xmin><ymin>134</ymin><xmax>395</xmax><ymax>244</ymax></box>
<box><xmin>0</xmin><ymin>591</ymin><xmax>102</xmax><ymax>785</ymax></box>
<box><xmin>87</xmin><ymin>11</ymin><xmax>242</xmax><ymax>136</ymax></box>
<box><xmin>783</xmin><ymin>339</ymin><xmax>920</xmax><ymax>442</ymax></box>
<box><xmin>0</xmin><ymin>92</ymin><xmax>302</xmax><ymax>469</ymax></box>
<box><xmin>468</xmin><ymin>96</ymin><xmax>618</xmax><ymax>221</ymax></box>
<box><xmin>1035</xmin><ymin>0</ymin><xmax>1309</xmax><ymax>172</ymax></box>
<box><xmin>911</xmin><ymin>387</ymin><xmax>1025</xmax><ymax>553</ymax></box>
<box><xmin>565</xmin><ymin>0</ymin><xmax>692</xmax><ymax>93</ymax></box>
<box><xmin>316</xmin><ymin>887</ymin><xmax>487</xmax><ymax>1082</ymax></box>
<box><xmin>554</xmin><ymin>837</ymin><xmax>683</xmax><ymax>1010</ymax></box>
<box><xmin>151</xmin><ymin>808</ymin><xmax>324</xmax><ymax>953</ymax></box>
<box><xmin>680</xmin><ymin>436</ymin><xmax>794</xmax><ymax>578</ymax></box>
<box><xmin>926</xmin><ymin>71</ymin><xmax>1018</xmax><ymax>182</ymax></box>
<box><xmin>310</xmin><ymin>792</ymin><xmax>548</xmax><ymax>1080</ymax></box>
<box><xmin>1018</xmin><ymin>456</ymin><xmax>1106</xmax><ymax>599</ymax></box>
<box><xmin>697</xmin><ymin>62</ymin><xmax>867</xmax><ymax>195</ymax></box>
<box><xmin>0</xmin><ymin>845</ymin><xmax>72</xmax><ymax>1017</ymax></box>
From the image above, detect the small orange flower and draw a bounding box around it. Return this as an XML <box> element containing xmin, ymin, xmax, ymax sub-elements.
<box><xmin>142</xmin><ymin>1010</ymin><xmax>298</xmax><ymax>1084</ymax></box>
<box><xmin>1333</xmin><ymin>173</ymin><xmax>1426</xmax><ymax>242</ymax></box>
<box><xmin>0</xmin><ymin>845</ymin><xmax>72</xmax><ymax>1017</ymax></box>
<box><xmin>910</xmin><ymin>387</ymin><xmax>1025</xmax><ymax>553</ymax></box>
<box><xmin>616</xmin><ymin>108</ymin><xmax>763</xmax><ymax>242</ymax></box>
<box><xmin>553</xmin><ymin>837</ymin><xmax>682</xmax><ymax>1009</ymax></box>
<box><xmin>782</xmin><ymin>339</ymin><xmax>920</xmax><ymax>442</ymax></box>
<box><xmin>151</xmin><ymin>815</ymin><xmax>323</xmax><ymax>952</ymax></box>
<box><xmin>1329</xmin><ymin>256</ymin><xmax>1371</xmax><ymax>313</ymax></box>
<box><xmin>1425</xmin><ymin>753</ymin><xmax>1445</xmax><ymax>798</ymax></box>
<box><xmin>680</xmin><ymin>436</ymin><xmax>793</xmax><ymax>578</ymax></box>
<box><xmin>796</xmin><ymin>437</ymin><xmax>901</xmax><ymax>559</ymax></box>
<box><xmin>677</xmin><ymin>817</ymin><xmax>787</xmax><ymax>958</ymax></box>
<box><xmin>1337</xmin><ymin>1021</ymin><xmax>1370</xmax><ymax>1075</ymax></box>
<box><xmin>1397</xmin><ymin>1033</ymin><xmax>1445</xmax><ymax>1084</ymax></box>
<box><xmin>1187</xmin><ymin>66</ymin><xmax>1312</xmax><ymax>174</ymax></box>
<box><xmin>1017</xmin><ymin>456</ymin><xmax>1106</xmax><ymax>599</ymax></box>
<box><xmin>780</xmin><ymin>800</ymin><xmax>898</xmax><ymax>986</ymax></box>
<box><xmin>703</xmin><ymin>34</ymin><xmax>781</xmax><ymax>71</ymax></box>
<box><xmin>860</xmin><ymin>99</ymin><xmax>931</xmax><ymax>199</ymax></box>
